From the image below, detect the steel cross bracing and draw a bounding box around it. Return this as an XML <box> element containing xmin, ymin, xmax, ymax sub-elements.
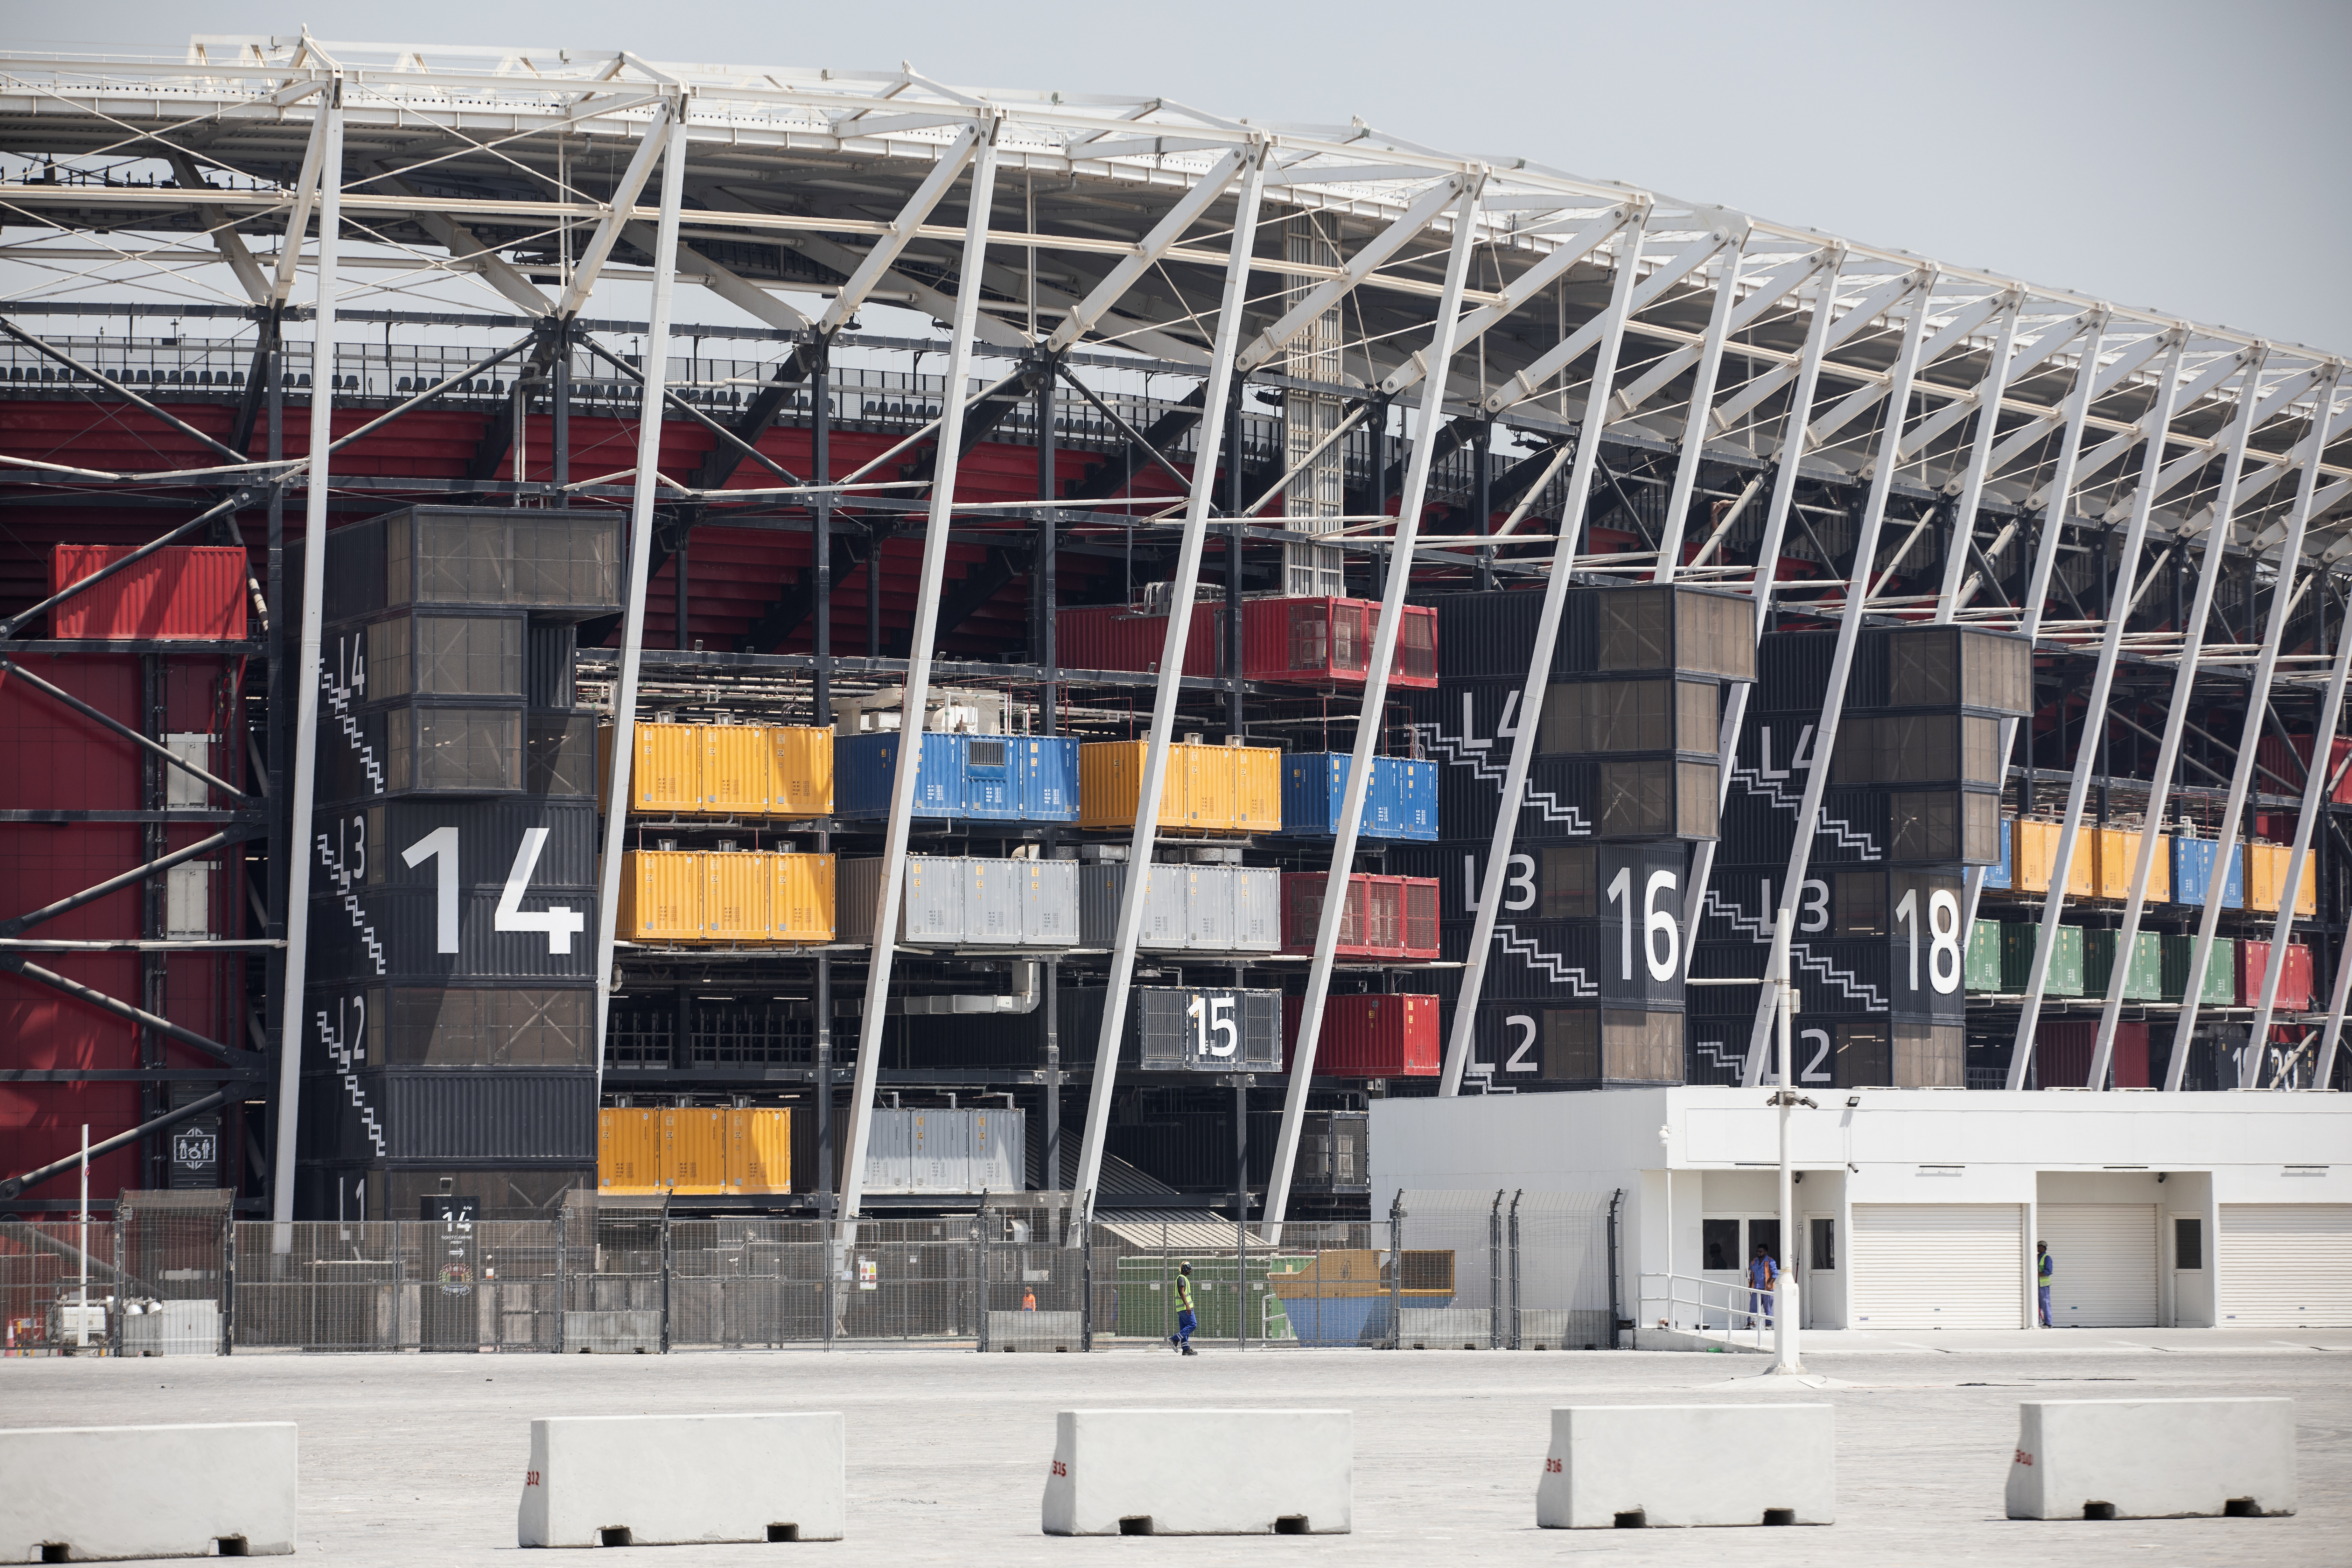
<box><xmin>0</xmin><ymin>34</ymin><xmax>2349</xmax><ymax>1220</ymax></box>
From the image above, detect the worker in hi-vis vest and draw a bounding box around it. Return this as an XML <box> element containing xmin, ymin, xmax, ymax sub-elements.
<box><xmin>2036</xmin><ymin>1241</ymin><xmax>2054</xmax><ymax>1327</ymax></box>
<box><xmin>1168</xmin><ymin>1262</ymin><xmax>1199</xmax><ymax>1356</ymax></box>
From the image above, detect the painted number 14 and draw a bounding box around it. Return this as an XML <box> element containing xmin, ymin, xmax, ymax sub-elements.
<box><xmin>400</xmin><ymin>826</ymin><xmax>584</xmax><ymax>955</ymax></box>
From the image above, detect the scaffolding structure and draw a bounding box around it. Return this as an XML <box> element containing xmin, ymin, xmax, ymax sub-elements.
<box><xmin>0</xmin><ymin>35</ymin><xmax>2346</xmax><ymax>1239</ymax></box>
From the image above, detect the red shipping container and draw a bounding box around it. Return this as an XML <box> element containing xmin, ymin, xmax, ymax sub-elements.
<box><xmin>1281</xmin><ymin>992</ymin><xmax>1440</xmax><ymax>1076</ymax></box>
<box><xmin>2034</xmin><ymin>1020</ymin><xmax>2150</xmax><ymax>1088</ymax></box>
<box><xmin>2235</xmin><ymin>939</ymin><xmax>2315</xmax><ymax>1010</ymax></box>
<box><xmin>1054</xmin><ymin>601</ymin><xmax>1220</xmax><ymax>677</ymax></box>
<box><xmin>48</xmin><ymin>545</ymin><xmax>247</xmax><ymax>640</ymax></box>
<box><xmin>2257</xmin><ymin>733</ymin><xmax>2352</xmax><ymax>804</ymax></box>
<box><xmin>1281</xmin><ymin>872</ymin><xmax>1439</xmax><ymax>960</ymax></box>
<box><xmin>1240</xmin><ymin>596</ymin><xmax>1438</xmax><ymax>689</ymax></box>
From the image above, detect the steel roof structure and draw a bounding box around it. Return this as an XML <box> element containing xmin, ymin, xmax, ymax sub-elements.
<box><xmin>1</xmin><ymin>33</ymin><xmax>2346</xmax><ymax>1231</ymax></box>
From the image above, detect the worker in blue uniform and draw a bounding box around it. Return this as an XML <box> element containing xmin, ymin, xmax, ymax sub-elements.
<box><xmin>1747</xmin><ymin>1244</ymin><xmax>1777</xmax><ymax>1329</ymax></box>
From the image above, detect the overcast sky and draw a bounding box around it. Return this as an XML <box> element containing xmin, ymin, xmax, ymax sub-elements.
<box><xmin>18</xmin><ymin>0</ymin><xmax>2351</xmax><ymax>351</ymax></box>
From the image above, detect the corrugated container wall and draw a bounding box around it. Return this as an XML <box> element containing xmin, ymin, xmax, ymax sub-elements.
<box><xmin>1281</xmin><ymin>993</ymin><xmax>1441</xmax><ymax>1076</ymax></box>
<box><xmin>48</xmin><ymin>544</ymin><xmax>249</xmax><ymax>639</ymax></box>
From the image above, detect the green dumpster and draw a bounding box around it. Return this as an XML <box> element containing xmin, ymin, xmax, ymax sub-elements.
<box><xmin>2083</xmin><ymin>929</ymin><xmax>2163</xmax><ymax>1001</ymax></box>
<box><xmin>1998</xmin><ymin>923</ymin><xmax>2084</xmax><ymax>996</ymax></box>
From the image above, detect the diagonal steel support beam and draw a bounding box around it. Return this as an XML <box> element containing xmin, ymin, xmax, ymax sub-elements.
<box><xmin>1270</xmin><ymin>178</ymin><xmax>1482</xmax><ymax>1231</ymax></box>
<box><xmin>1743</xmin><ymin>270</ymin><xmax>1937</xmax><ymax>1084</ymax></box>
<box><xmin>2165</xmin><ymin>371</ymin><xmax>2347</xmax><ymax>1089</ymax></box>
<box><xmin>2006</xmin><ymin>333</ymin><xmax>2189</xmax><ymax>1087</ymax></box>
<box><xmin>1236</xmin><ymin>174</ymin><xmax>1466</xmax><ymax>376</ymax></box>
<box><xmin>1653</xmin><ymin>228</ymin><xmax>1752</xmax><ymax>580</ymax></box>
<box><xmin>1072</xmin><ymin>142</ymin><xmax>1270</xmax><ymax>1217</ymax></box>
<box><xmin>1479</xmin><ymin>229</ymin><xmax>1723</xmax><ymax>415</ymax></box>
<box><xmin>593</xmin><ymin>100</ymin><xmax>693</xmax><ymax>1108</ymax></box>
<box><xmin>1045</xmin><ymin>147</ymin><xmax>1247</xmax><ymax>355</ymax></box>
<box><xmin>0</xmin><ymin>829</ymin><xmax>254</xmax><ymax>939</ymax></box>
<box><xmin>0</xmin><ymin>959</ymin><xmax>241</xmax><ymax>1070</ymax></box>
<box><xmin>556</xmin><ymin>102</ymin><xmax>678</xmax><ymax>318</ymax></box>
<box><xmin>0</xmin><ymin>657</ymin><xmax>253</xmax><ymax>800</ymax></box>
<box><xmin>1932</xmin><ymin>293</ymin><xmax>2025</xmax><ymax>616</ymax></box>
<box><xmin>167</xmin><ymin>150</ymin><xmax>271</xmax><ymax>304</ymax></box>
<box><xmin>2086</xmin><ymin>354</ymin><xmax>2268</xmax><ymax>1087</ymax></box>
<box><xmin>816</xmin><ymin>125</ymin><xmax>982</xmax><ymax>337</ymax></box>
<box><xmin>1440</xmin><ymin>200</ymin><xmax>1654</xmax><ymax>1096</ymax></box>
<box><xmin>1378</xmin><ymin>207</ymin><xmax>1633</xmax><ymax>399</ymax></box>
<box><xmin>836</xmin><ymin>121</ymin><xmax>1008</xmax><ymax>1221</ymax></box>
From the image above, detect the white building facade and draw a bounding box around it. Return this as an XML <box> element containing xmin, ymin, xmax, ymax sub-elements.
<box><xmin>1372</xmin><ymin>1088</ymin><xmax>2352</xmax><ymax>1333</ymax></box>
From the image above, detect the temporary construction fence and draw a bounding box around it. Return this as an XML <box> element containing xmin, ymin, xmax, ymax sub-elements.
<box><xmin>3</xmin><ymin>1189</ymin><xmax>1622</xmax><ymax>1353</ymax></box>
<box><xmin>1</xmin><ymin>1190</ymin><xmax>234</xmax><ymax>1356</ymax></box>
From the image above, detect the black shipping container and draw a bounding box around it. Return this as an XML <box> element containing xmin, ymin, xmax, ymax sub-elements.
<box><xmin>1435</xmin><ymin>750</ymin><xmax>1721</xmax><ymax>844</ymax></box>
<box><xmin>1392</xmin><ymin>839</ymin><xmax>1690</xmax><ymax>929</ymax></box>
<box><xmin>1441</xmin><ymin>918</ymin><xmax>1685</xmax><ymax>1007</ymax></box>
<box><xmin>526</xmin><ymin>714</ymin><xmax>599</xmax><ymax>797</ymax></box>
<box><xmin>299</xmin><ymin>1068</ymin><xmax>597</xmax><ymax>1163</ymax></box>
<box><xmin>895</xmin><ymin>984</ymin><xmax>1281</xmax><ymax>1074</ymax></box>
<box><xmin>1752</xmin><ymin>625</ymin><xmax>2032</xmax><ymax>716</ymax></box>
<box><xmin>1106</xmin><ymin>1108</ymin><xmax>1368</xmax><ymax>1194</ymax></box>
<box><xmin>1465</xmin><ymin>1000</ymin><xmax>1686</xmax><ymax>1087</ymax></box>
<box><xmin>1406</xmin><ymin>674</ymin><xmax>1727</xmax><ymax>760</ymax></box>
<box><xmin>327</xmin><ymin>610</ymin><xmax>530</xmax><ymax>705</ymax></box>
<box><xmin>315</xmin><ymin>699</ymin><xmax>527</xmax><ymax>802</ymax></box>
<box><xmin>1679</xmin><ymin>1015</ymin><xmax>1962</xmax><ymax>1090</ymax></box>
<box><xmin>1722</xmin><ymin>773</ymin><xmax>2000</xmax><ymax>867</ymax></box>
<box><xmin>309</xmin><ymin>884</ymin><xmax>599</xmax><ymax>985</ymax></box>
<box><xmin>1699</xmin><ymin>863</ymin><xmax>1970</xmax><ymax>962</ymax></box>
<box><xmin>304</xmin><ymin>505</ymin><xmax>625</xmax><ymax>625</ymax></box>
<box><xmin>1419</xmin><ymin>585</ymin><xmax>1756</xmax><ymax>681</ymax></box>
<box><xmin>305</xmin><ymin>985</ymin><xmax>597</xmax><ymax>1068</ymax></box>
<box><xmin>308</xmin><ymin>798</ymin><xmax>598</xmax><ymax>902</ymax></box>
<box><xmin>1687</xmin><ymin>934</ymin><xmax>1965</xmax><ymax>1024</ymax></box>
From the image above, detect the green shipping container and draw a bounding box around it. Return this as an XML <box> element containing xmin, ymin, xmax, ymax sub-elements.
<box><xmin>1966</xmin><ymin>919</ymin><xmax>2004</xmax><ymax>992</ymax></box>
<box><xmin>1113</xmin><ymin>1253</ymin><xmax>1298</xmax><ymax>1342</ymax></box>
<box><xmin>2083</xmin><ymin>929</ymin><xmax>2164</xmax><ymax>1001</ymax></box>
<box><xmin>2159</xmin><ymin>934</ymin><xmax>2238</xmax><ymax>1005</ymax></box>
<box><xmin>1998</xmin><ymin>923</ymin><xmax>2085</xmax><ymax>996</ymax></box>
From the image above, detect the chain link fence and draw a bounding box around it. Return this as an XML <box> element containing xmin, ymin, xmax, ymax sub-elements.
<box><xmin>7</xmin><ymin>1190</ymin><xmax>1617</xmax><ymax>1353</ymax></box>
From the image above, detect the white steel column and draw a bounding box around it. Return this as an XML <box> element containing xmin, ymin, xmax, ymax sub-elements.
<box><xmin>2087</xmin><ymin>355</ymin><xmax>2267</xmax><ymax>1086</ymax></box>
<box><xmin>2005</xmin><ymin>334</ymin><xmax>2188</xmax><ymax>1086</ymax></box>
<box><xmin>836</xmin><ymin>121</ymin><xmax>1004</xmax><ymax>1218</ymax></box>
<box><xmin>592</xmin><ymin>101</ymin><xmax>690</xmax><ymax>1109</ymax></box>
<box><xmin>2167</xmin><ymin>372</ymin><xmax>2346</xmax><ymax>1089</ymax></box>
<box><xmin>2246</xmin><ymin>583</ymin><xmax>2352</xmax><ymax>1072</ymax></box>
<box><xmin>1438</xmin><ymin>204</ymin><xmax>1651</xmax><ymax>1096</ymax></box>
<box><xmin>1267</xmin><ymin>180</ymin><xmax>1481</xmax><ymax>1231</ymax></box>
<box><xmin>1960</xmin><ymin>313</ymin><xmax>2113</xmax><ymax>936</ymax></box>
<box><xmin>1743</xmin><ymin>271</ymin><xmax>1937</xmax><ymax>1084</ymax></box>
<box><xmin>1069</xmin><ymin>142</ymin><xmax>1268</xmax><ymax>1222</ymax></box>
<box><xmin>269</xmin><ymin>78</ymin><xmax>343</xmax><ymax>1234</ymax></box>
<box><xmin>1653</xmin><ymin>227</ymin><xmax>1751</xmax><ymax>582</ymax></box>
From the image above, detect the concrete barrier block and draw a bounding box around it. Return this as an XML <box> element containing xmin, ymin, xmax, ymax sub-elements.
<box><xmin>987</xmin><ymin>1310</ymin><xmax>1082</xmax><ymax>1350</ymax></box>
<box><xmin>2005</xmin><ymin>1399</ymin><xmax>2296</xmax><ymax>1520</ymax></box>
<box><xmin>517</xmin><ymin>1413</ymin><xmax>845</xmax><ymax>1547</ymax></box>
<box><xmin>560</xmin><ymin>1309</ymin><xmax>660</xmax><ymax>1352</ymax></box>
<box><xmin>1041</xmin><ymin>1410</ymin><xmax>1351</xmax><ymax>1535</ymax></box>
<box><xmin>1536</xmin><ymin>1405</ymin><xmax>1834</xmax><ymax>1528</ymax></box>
<box><xmin>0</xmin><ymin>1422</ymin><xmax>297</xmax><ymax>1560</ymax></box>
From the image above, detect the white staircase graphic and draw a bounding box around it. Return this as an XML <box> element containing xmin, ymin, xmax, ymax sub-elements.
<box><xmin>1491</xmin><ymin>923</ymin><xmax>1598</xmax><ymax>997</ymax></box>
<box><xmin>1414</xmin><ymin>720</ymin><xmax>1592</xmax><ymax>835</ymax></box>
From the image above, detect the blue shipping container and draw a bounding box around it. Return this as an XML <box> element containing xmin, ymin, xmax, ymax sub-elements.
<box><xmin>1279</xmin><ymin>754</ymin><xmax>1438</xmax><ymax>841</ymax></box>
<box><xmin>836</xmin><ymin>732</ymin><xmax>1080</xmax><ymax>822</ymax></box>
<box><xmin>2170</xmin><ymin>836</ymin><xmax>2244</xmax><ymax>909</ymax></box>
<box><xmin>1982</xmin><ymin>816</ymin><xmax>2014</xmax><ymax>889</ymax></box>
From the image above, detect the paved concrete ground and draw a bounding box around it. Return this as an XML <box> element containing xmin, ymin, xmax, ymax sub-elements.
<box><xmin>5</xmin><ymin>1331</ymin><xmax>2347</xmax><ymax>1565</ymax></box>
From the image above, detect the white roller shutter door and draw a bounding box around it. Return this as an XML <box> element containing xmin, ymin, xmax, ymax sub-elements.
<box><xmin>2036</xmin><ymin>1204</ymin><xmax>2157</xmax><ymax>1328</ymax></box>
<box><xmin>1851</xmin><ymin>1204</ymin><xmax>2023</xmax><ymax>1329</ymax></box>
<box><xmin>2219</xmin><ymin>1204</ymin><xmax>2352</xmax><ymax>1327</ymax></box>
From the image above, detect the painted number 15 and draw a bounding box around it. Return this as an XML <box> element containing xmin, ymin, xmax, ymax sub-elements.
<box><xmin>1189</xmin><ymin>993</ymin><xmax>1238</xmax><ymax>1058</ymax></box>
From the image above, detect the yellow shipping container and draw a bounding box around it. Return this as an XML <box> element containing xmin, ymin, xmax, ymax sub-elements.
<box><xmin>1079</xmin><ymin>739</ymin><xmax>1273</xmax><ymax>835</ymax></box>
<box><xmin>2246</xmin><ymin>842</ymin><xmax>2318</xmax><ymax>917</ymax></box>
<box><xmin>615</xmin><ymin>850</ymin><xmax>704</xmax><ymax>943</ymax></box>
<box><xmin>727</xmin><ymin>1108</ymin><xmax>792</xmax><ymax>1193</ymax></box>
<box><xmin>768</xmin><ymin>851</ymin><xmax>837</xmax><ymax>942</ymax></box>
<box><xmin>598</xmin><ymin>1108</ymin><xmax>662</xmax><ymax>1191</ymax></box>
<box><xmin>2090</xmin><ymin>827</ymin><xmax>2170</xmax><ymax>903</ymax></box>
<box><xmin>598</xmin><ymin>720</ymin><xmax>701</xmax><ymax>816</ymax></box>
<box><xmin>1232</xmin><ymin>743</ymin><xmax>1282</xmax><ymax>833</ymax></box>
<box><xmin>1080</xmin><ymin>739</ymin><xmax>1188</xmax><ymax>831</ymax></box>
<box><xmin>701</xmin><ymin>723</ymin><xmax>772</xmax><ymax>814</ymax></box>
<box><xmin>2013</xmin><ymin>819</ymin><xmax>2096</xmax><ymax>897</ymax></box>
<box><xmin>702</xmin><ymin>848</ymin><xmax>769</xmax><ymax>943</ymax></box>
<box><xmin>661</xmin><ymin>1108</ymin><xmax>730</xmax><ymax>1193</ymax></box>
<box><xmin>767</xmin><ymin>725</ymin><xmax>834</xmax><ymax>816</ymax></box>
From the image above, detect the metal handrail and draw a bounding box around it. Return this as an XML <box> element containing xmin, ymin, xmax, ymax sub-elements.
<box><xmin>1637</xmin><ymin>1269</ymin><xmax>1774</xmax><ymax>1347</ymax></box>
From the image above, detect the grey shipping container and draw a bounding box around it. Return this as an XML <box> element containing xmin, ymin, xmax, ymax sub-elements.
<box><xmin>1080</xmin><ymin>862</ymin><xmax>1279</xmax><ymax>952</ymax></box>
<box><xmin>859</xmin><ymin>1108</ymin><xmax>1026</xmax><ymax>1194</ymax></box>
<box><xmin>1134</xmin><ymin>987</ymin><xmax>1283</xmax><ymax>1072</ymax></box>
<box><xmin>1079</xmin><ymin>862</ymin><xmax>1189</xmax><ymax>949</ymax></box>
<box><xmin>839</xmin><ymin>856</ymin><xmax>1077</xmax><ymax>948</ymax></box>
